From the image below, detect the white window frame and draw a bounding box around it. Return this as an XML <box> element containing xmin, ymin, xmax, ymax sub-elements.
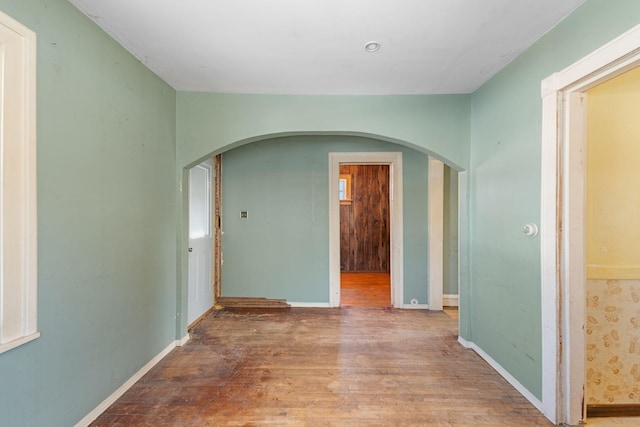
<box><xmin>0</xmin><ymin>11</ymin><xmax>38</xmax><ymax>355</ymax></box>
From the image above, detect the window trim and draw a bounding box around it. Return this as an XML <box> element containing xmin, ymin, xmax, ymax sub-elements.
<box><xmin>0</xmin><ymin>11</ymin><xmax>38</xmax><ymax>355</ymax></box>
<box><xmin>339</xmin><ymin>173</ymin><xmax>352</xmax><ymax>205</ymax></box>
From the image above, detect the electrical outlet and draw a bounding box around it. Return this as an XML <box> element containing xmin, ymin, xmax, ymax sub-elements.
<box><xmin>240</xmin><ymin>211</ymin><xmax>248</xmax><ymax>219</ymax></box>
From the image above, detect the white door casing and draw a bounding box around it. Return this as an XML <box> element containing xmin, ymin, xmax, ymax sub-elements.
<box><xmin>540</xmin><ymin>23</ymin><xmax>640</xmax><ymax>425</ymax></box>
<box><xmin>329</xmin><ymin>152</ymin><xmax>403</xmax><ymax>307</ymax></box>
<box><xmin>428</xmin><ymin>157</ymin><xmax>445</xmax><ymax>311</ymax></box>
<box><xmin>187</xmin><ymin>158</ymin><xmax>214</xmax><ymax>325</ymax></box>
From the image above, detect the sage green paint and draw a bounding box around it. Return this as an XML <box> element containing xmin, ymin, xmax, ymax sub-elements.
<box><xmin>0</xmin><ymin>1</ymin><xmax>177</xmax><ymax>426</ymax></box>
<box><xmin>2</xmin><ymin>0</ymin><xmax>637</xmax><ymax>424</ymax></box>
<box><xmin>443</xmin><ymin>166</ymin><xmax>459</xmax><ymax>296</ymax></box>
<box><xmin>221</xmin><ymin>136</ymin><xmax>429</xmax><ymax>304</ymax></box>
<box><xmin>176</xmin><ymin>93</ymin><xmax>471</xmax><ymax>169</ymax></box>
<box><xmin>469</xmin><ymin>0</ymin><xmax>640</xmax><ymax>400</ymax></box>
<box><xmin>175</xmin><ymin>92</ymin><xmax>471</xmax><ymax>335</ymax></box>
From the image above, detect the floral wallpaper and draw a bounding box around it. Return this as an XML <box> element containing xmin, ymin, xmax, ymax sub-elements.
<box><xmin>586</xmin><ymin>279</ymin><xmax>640</xmax><ymax>404</ymax></box>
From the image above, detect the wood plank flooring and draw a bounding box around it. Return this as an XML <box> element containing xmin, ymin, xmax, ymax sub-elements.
<box><xmin>91</xmin><ymin>307</ymin><xmax>552</xmax><ymax>426</ymax></box>
<box><xmin>340</xmin><ymin>272</ymin><xmax>390</xmax><ymax>307</ymax></box>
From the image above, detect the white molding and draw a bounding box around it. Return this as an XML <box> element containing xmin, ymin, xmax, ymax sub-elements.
<box><xmin>288</xmin><ymin>302</ymin><xmax>331</xmax><ymax>308</ymax></box>
<box><xmin>540</xmin><ymin>90</ymin><xmax>560</xmax><ymax>424</ymax></box>
<box><xmin>75</xmin><ymin>338</ymin><xmax>186</xmax><ymax>427</ymax></box>
<box><xmin>428</xmin><ymin>157</ymin><xmax>444</xmax><ymax>311</ymax></box>
<box><xmin>540</xmin><ymin>22</ymin><xmax>640</xmax><ymax>426</ymax></box>
<box><xmin>176</xmin><ymin>334</ymin><xmax>190</xmax><ymax>347</ymax></box>
<box><xmin>0</xmin><ymin>332</ymin><xmax>40</xmax><ymax>354</ymax></box>
<box><xmin>443</xmin><ymin>294</ymin><xmax>459</xmax><ymax>307</ymax></box>
<box><xmin>458</xmin><ymin>337</ymin><xmax>543</xmax><ymax>413</ymax></box>
<box><xmin>400</xmin><ymin>303</ymin><xmax>429</xmax><ymax>310</ymax></box>
<box><xmin>457</xmin><ymin>171</ymin><xmax>469</xmax><ymax>338</ymax></box>
<box><xmin>0</xmin><ymin>10</ymin><xmax>38</xmax><ymax>352</ymax></box>
<box><xmin>541</xmin><ymin>24</ymin><xmax>640</xmax><ymax>96</ymax></box>
<box><xmin>328</xmin><ymin>152</ymin><xmax>403</xmax><ymax>308</ymax></box>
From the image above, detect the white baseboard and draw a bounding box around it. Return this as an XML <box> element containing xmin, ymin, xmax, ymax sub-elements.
<box><xmin>288</xmin><ymin>302</ymin><xmax>331</xmax><ymax>308</ymax></box>
<box><xmin>443</xmin><ymin>294</ymin><xmax>459</xmax><ymax>307</ymax></box>
<box><xmin>75</xmin><ymin>335</ymin><xmax>188</xmax><ymax>427</ymax></box>
<box><xmin>457</xmin><ymin>337</ymin><xmax>543</xmax><ymax>412</ymax></box>
<box><xmin>400</xmin><ymin>303</ymin><xmax>430</xmax><ymax>310</ymax></box>
<box><xmin>177</xmin><ymin>333</ymin><xmax>190</xmax><ymax>346</ymax></box>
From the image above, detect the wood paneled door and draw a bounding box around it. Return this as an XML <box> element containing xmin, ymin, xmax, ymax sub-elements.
<box><xmin>339</xmin><ymin>164</ymin><xmax>390</xmax><ymax>272</ymax></box>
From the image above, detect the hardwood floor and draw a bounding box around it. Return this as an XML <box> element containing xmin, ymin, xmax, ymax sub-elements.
<box><xmin>340</xmin><ymin>272</ymin><xmax>390</xmax><ymax>307</ymax></box>
<box><xmin>91</xmin><ymin>307</ymin><xmax>552</xmax><ymax>426</ymax></box>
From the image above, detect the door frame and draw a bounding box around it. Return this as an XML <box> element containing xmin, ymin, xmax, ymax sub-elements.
<box><xmin>540</xmin><ymin>24</ymin><xmax>640</xmax><ymax>425</ymax></box>
<box><xmin>329</xmin><ymin>152</ymin><xmax>403</xmax><ymax>307</ymax></box>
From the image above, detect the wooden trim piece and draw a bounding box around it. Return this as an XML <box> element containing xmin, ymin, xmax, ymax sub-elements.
<box><xmin>213</xmin><ymin>154</ymin><xmax>223</xmax><ymax>309</ymax></box>
<box><xmin>188</xmin><ymin>306</ymin><xmax>216</xmax><ymax>330</ymax></box>
<box><xmin>216</xmin><ymin>297</ymin><xmax>290</xmax><ymax>308</ymax></box>
<box><xmin>587</xmin><ymin>404</ymin><xmax>640</xmax><ymax>418</ymax></box>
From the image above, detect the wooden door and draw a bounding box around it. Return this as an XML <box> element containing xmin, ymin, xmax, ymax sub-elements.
<box><xmin>339</xmin><ymin>164</ymin><xmax>390</xmax><ymax>272</ymax></box>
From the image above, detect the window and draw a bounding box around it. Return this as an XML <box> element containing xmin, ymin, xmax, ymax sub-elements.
<box><xmin>339</xmin><ymin>174</ymin><xmax>352</xmax><ymax>205</ymax></box>
<box><xmin>189</xmin><ymin>163</ymin><xmax>211</xmax><ymax>239</ymax></box>
<box><xmin>0</xmin><ymin>11</ymin><xmax>38</xmax><ymax>355</ymax></box>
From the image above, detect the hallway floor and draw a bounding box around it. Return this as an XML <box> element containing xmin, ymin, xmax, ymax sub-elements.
<box><xmin>340</xmin><ymin>272</ymin><xmax>390</xmax><ymax>307</ymax></box>
<box><xmin>91</xmin><ymin>307</ymin><xmax>552</xmax><ymax>426</ymax></box>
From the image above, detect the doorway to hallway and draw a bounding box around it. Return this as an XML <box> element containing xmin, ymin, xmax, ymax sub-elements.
<box><xmin>328</xmin><ymin>152</ymin><xmax>402</xmax><ymax>308</ymax></box>
<box><xmin>339</xmin><ymin>163</ymin><xmax>391</xmax><ymax>307</ymax></box>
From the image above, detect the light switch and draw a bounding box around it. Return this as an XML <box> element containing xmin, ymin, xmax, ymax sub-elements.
<box><xmin>240</xmin><ymin>211</ymin><xmax>248</xmax><ymax>219</ymax></box>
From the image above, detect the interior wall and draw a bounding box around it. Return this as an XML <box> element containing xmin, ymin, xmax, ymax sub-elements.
<box><xmin>0</xmin><ymin>0</ymin><xmax>177</xmax><ymax>425</ymax></box>
<box><xmin>585</xmin><ymin>67</ymin><xmax>640</xmax><ymax>405</ymax></box>
<box><xmin>469</xmin><ymin>0</ymin><xmax>640</xmax><ymax>401</ymax></box>
<box><xmin>443</xmin><ymin>165</ymin><xmax>459</xmax><ymax>296</ymax></box>
<box><xmin>176</xmin><ymin>93</ymin><xmax>471</xmax><ymax>170</ymax></box>
<box><xmin>221</xmin><ymin>136</ymin><xmax>429</xmax><ymax>304</ymax></box>
<box><xmin>175</xmin><ymin>91</ymin><xmax>470</xmax><ymax>337</ymax></box>
<box><xmin>340</xmin><ymin>164</ymin><xmax>390</xmax><ymax>272</ymax></box>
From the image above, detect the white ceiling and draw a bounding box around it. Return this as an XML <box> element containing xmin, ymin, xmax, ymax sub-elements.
<box><xmin>68</xmin><ymin>0</ymin><xmax>586</xmax><ymax>95</ymax></box>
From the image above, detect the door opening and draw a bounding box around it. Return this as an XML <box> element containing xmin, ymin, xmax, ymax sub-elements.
<box><xmin>329</xmin><ymin>152</ymin><xmax>403</xmax><ymax>308</ymax></box>
<box><xmin>540</xmin><ymin>24</ymin><xmax>640</xmax><ymax>425</ymax></box>
<box><xmin>187</xmin><ymin>158</ymin><xmax>214</xmax><ymax>326</ymax></box>
<box><xmin>339</xmin><ymin>164</ymin><xmax>391</xmax><ymax>307</ymax></box>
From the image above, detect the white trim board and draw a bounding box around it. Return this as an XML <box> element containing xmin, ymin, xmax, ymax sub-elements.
<box><xmin>328</xmin><ymin>152</ymin><xmax>403</xmax><ymax>308</ymax></box>
<box><xmin>288</xmin><ymin>302</ymin><xmax>331</xmax><ymax>308</ymax></box>
<box><xmin>75</xmin><ymin>335</ymin><xmax>190</xmax><ymax>427</ymax></box>
<box><xmin>0</xmin><ymin>10</ymin><xmax>38</xmax><ymax>354</ymax></box>
<box><xmin>458</xmin><ymin>337</ymin><xmax>543</xmax><ymax>413</ymax></box>
<box><xmin>400</xmin><ymin>304</ymin><xmax>430</xmax><ymax>310</ymax></box>
<box><xmin>443</xmin><ymin>294</ymin><xmax>459</xmax><ymax>307</ymax></box>
<box><xmin>540</xmin><ymin>23</ymin><xmax>640</xmax><ymax>426</ymax></box>
<box><xmin>428</xmin><ymin>157</ymin><xmax>445</xmax><ymax>311</ymax></box>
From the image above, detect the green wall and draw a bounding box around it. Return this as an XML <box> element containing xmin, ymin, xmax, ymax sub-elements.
<box><xmin>175</xmin><ymin>92</ymin><xmax>471</xmax><ymax>337</ymax></box>
<box><xmin>3</xmin><ymin>0</ymin><xmax>639</xmax><ymax>424</ymax></box>
<box><xmin>176</xmin><ymin>93</ymin><xmax>471</xmax><ymax>169</ymax></box>
<box><xmin>0</xmin><ymin>0</ymin><xmax>177</xmax><ymax>425</ymax></box>
<box><xmin>221</xmin><ymin>136</ymin><xmax>429</xmax><ymax>304</ymax></box>
<box><xmin>469</xmin><ymin>0</ymin><xmax>640</xmax><ymax>400</ymax></box>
